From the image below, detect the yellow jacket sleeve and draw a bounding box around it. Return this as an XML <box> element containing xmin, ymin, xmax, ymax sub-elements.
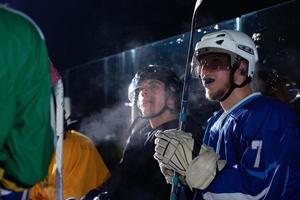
<box><xmin>30</xmin><ymin>130</ymin><xmax>111</xmax><ymax>200</ymax></box>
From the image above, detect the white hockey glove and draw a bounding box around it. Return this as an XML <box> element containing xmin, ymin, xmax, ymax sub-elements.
<box><xmin>154</xmin><ymin>129</ymin><xmax>226</xmax><ymax>190</ymax></box>
<box><xmin>158</xmin><ymin>163</ymin><xmax>186</xmax><ymax>185</ymax></box>
<box><xmin>159</xmin><ymin>163</ymin><xmax>173</xmax><ymax>184</ymax></box>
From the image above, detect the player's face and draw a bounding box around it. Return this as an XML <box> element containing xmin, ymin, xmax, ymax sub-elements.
<box><xmin>195</xmin><ymin>53</ymin><xmax>231</xmax><ymax>101</ymax></box>
<box><xmin>137</xmin><ymin>79</ymin><xmax>166</xmax><ymax>117</ymax></box>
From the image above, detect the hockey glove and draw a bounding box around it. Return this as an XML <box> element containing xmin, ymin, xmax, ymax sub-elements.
<box><xmin>158</xmin><ymin>163</ymin><xmax>187</xmax><ymax>185</ymax></box>
<box><xmin>158</xmin><ymin>163</ymin><xmax>174</xmax><ymax>184</ymax></box>
<box><xmin>154</xmin><ymin>129</ymin><xmax>226</xmax><ymax>190</ymax></box>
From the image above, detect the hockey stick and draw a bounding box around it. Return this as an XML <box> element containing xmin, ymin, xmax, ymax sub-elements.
<box><xmin>170</xmin><ymin>0</ymin><xmax>204</xmax><ymax>200</ymax></box>
<box><xmin>53</xmin><ymin>79</ymin><xmax>64</xmax><ymax>200</ymax></box>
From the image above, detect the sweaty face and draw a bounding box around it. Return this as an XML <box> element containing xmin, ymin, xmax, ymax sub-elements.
<box><xmin>137</xmin><ymin>79</ymin><xmax>166</xmax><ymax>117</ymax></box>
<box><xmin>193</xmin><ymin>53</ymin><xmax>231</xmax><ymax>101</ymax></box>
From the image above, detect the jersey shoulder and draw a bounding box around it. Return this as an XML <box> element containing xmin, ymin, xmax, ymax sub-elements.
<box><xmin>244</xmin><ymin>95</ymin><xmax>296</xmax><ymax>120</ymax></box>
<box><xmin>232</xmin><ymin>95</ymin><xmax>298</xmax><ymax>139</ymax></box>
<box><xmin>0</xmin><ymin>5</ymin><xmax>45</xmax><ymax>40</ymax></box>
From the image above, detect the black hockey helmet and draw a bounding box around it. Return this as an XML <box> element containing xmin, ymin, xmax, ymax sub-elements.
<box><xmin>128</xmin><ymin>65</ymin><xmax>182</xmax><ymax>113</ymax></box>
<box><xmin>128</xmin><ymin>65</ymin><xmax>182</xmax><ymax>101</ymax></box>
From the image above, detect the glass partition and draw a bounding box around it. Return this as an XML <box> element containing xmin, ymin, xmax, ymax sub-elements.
<box><xmin>62</xmin><ymin>0</ymin><xmax>299</xmax><ymax>167</ymax></box>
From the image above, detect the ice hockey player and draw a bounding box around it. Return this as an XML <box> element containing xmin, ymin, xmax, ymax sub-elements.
<box><xmin>83</xmin><ymin>65</ymin><xmax>203</xmax><ymax>200</ymax></box>
<box><xmin>154</xmin><ymin>29</ymin><xmax>300</xmax><ymax>200</ymax></box>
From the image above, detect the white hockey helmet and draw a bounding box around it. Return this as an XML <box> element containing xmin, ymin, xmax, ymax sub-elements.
<box><xmin>194</xmin><ymin>29</ymin><xmax>259</xmax><ymax>78</ymax></box>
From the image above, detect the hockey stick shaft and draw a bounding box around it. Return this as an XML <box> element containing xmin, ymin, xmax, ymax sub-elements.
<box><xmin>179</xmin><ymin>0</ymin><xmax>203</xmax><ymax>130</ymax></box>
<box><xmin>170</xmin><ymin>1</ymin><xmax>203</xmax><ymax>200</ymax></box>
<box><xmin>54</xmin><ymin>79</ymin><xmax>64</xmax><ymax>200</ymax></box>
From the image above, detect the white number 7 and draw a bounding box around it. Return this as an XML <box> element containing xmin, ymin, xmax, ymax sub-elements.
<box><xmin>251</xmin><ymin>140</ymin><xmax>263</xmax><ymax>168</ymax></box>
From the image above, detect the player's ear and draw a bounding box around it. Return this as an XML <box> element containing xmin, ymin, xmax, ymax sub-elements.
<box><xmin>238</xmin><ymin>60</ymin><xmax>248</xmax><ymax>76</ymax></box>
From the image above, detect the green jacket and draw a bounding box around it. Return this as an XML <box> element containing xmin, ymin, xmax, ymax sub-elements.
<box><xmin>0</xmin><ymin>5</ymin><xmax>54</xmax><ymax>190</ymax></box>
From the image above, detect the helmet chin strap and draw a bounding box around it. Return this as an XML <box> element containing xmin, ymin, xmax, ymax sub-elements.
<box><xmin>141</xmin><ymin>105</ymin><xmax>168</xmax><ymax>119</ymax></box>
<box><xmin>218</xmin><ymin>64</ymin><xmax>251</xmax><ymax>102</ymax></box>
<box><xmin>140</xmin><ymin>93</ymin><xmax>177</xmax><ymax>120</ymax></box>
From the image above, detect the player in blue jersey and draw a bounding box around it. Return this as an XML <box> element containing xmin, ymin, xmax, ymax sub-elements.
<box><xmin>154</xmin><ymin>29</ymin><xmax>300</xmax><ymax>200</ymax></box>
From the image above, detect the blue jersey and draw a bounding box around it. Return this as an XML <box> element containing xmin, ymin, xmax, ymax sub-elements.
<box><xmin>195</xmin><ymin>93</ymin><xmax>300</xmax><ymax>200</ymax></box>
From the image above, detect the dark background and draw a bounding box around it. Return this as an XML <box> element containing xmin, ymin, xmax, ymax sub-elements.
<box><xmin>0</xmin><ymin>0</ymin><xmax>289</xmax><ymax>71</ymax></box>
